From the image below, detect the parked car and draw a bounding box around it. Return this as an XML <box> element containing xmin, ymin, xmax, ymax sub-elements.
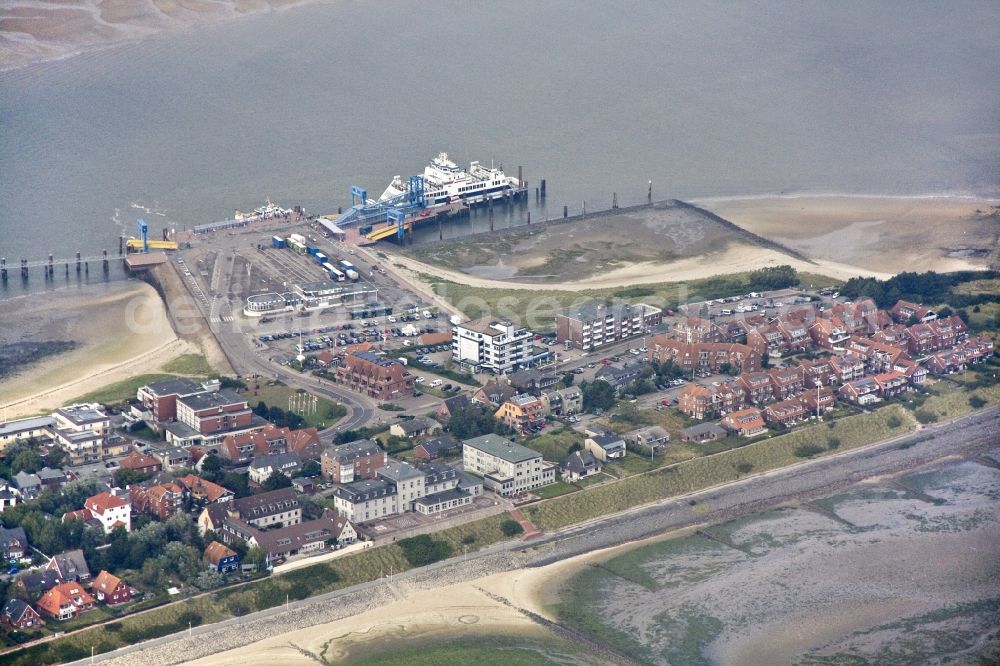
<box><xmin>429</xmin><ymin>379</ymin><xmax>442</xmax><ymax>387</ymax></box>
<box><xmin>414</xmin><ymin>376</ymin><xmax>425</xmax><ymax>384</ymax></box>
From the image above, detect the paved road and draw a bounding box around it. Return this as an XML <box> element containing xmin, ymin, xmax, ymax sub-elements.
<box><xmin>69</xmin><ymin>405</ymin><xmax>1000</xmax><ymax>666</ymax></box>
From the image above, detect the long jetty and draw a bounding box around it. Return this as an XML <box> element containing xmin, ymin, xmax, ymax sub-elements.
<box><xmin>1</xmin><ymin>250</ymin><xmax>115</xmax><ymax>282</ymax></box>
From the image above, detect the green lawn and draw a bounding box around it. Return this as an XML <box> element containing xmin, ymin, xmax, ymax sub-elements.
<box><xmin>916</xmin><ymin>379</ymin><xmax>1000</xmax><ymax>422</ymax></box>
<box><xmin>160</xmin><ymin>354</ymin><xmax>215</xmax><ymax>376</ymax></box>
<box><xmin>428</xmin><ymin>271</ymin><xmax>840</xmax><ymax>331</ymax></box>
<box><xmin>238</xmin><ymin>381</ymin><xmax>347</xmax><ymax>429</ymax></box>
<box><xmin>524</xmin><ymin>405</ymin><xmax>917</xmax><ymax>531</ymax></box>
<box><xmin>523</xmin><ymin>430</ymin><xmax>581</xmax><ymax>462</ymax></box>
<box><xmin>534</xmin><ymin>480</ymin><xmax>579</xmax><ymax>499</ymax></box>
<box><xmin>72</xmin><ymin>373</ymin><xmax>179</xmax><ymax>405</ymax></box>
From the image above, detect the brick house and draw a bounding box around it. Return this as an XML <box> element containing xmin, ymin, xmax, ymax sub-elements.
<box><xmin>768</xmin><ymin>366</ymin><xmax>805</xmax><ymax>401</ymax></box>
<box><xmin>720</xmin><ymin>408</ymin><xmax>767</xmax><ymax>437</ymax></box>
<box><xmin>671</xmin><ymin>317</ymin><xmax>723</xmax><ymax>343</ymax></box>
<box><xmin>494</xmin><ymin>394</ymin><xmax>546</xmax><ymax>431</ymax></box>
<box><xmin>873</xmin><ymin>371</ymin><xmax>908</xmax><ymax>398</ymax></box>
<box><xmin>648</xmin><ymin>337</ymin><xmax>760</xmax><ymax>374</ymax></box>
<box><xmin>797</xmin><ymin>358</ymin><xmax>837</xmax><ymax>389</ymax></box>
<box><xmin>737</xmin><ymin>371</ymin><xmax>774</xmax><ymax>405</ymax></box>
<box><xmin>810</xmin><ymin>317</ymin><xmax>851</xmax><ymax>350</ymax></box>
<box><xmin>472</xmin><ymin>379</ymin><xmax>517</xmax><ymax>408</ymax></box>
<box><xmin>838</xmin><ymin>377</ymin><xmax>882</xmax><ymax>405</ymax></box>
<box><xmin>413</xmin><ymin>435</ymin><xmax>460</xmax><ymax>461</ymax></box>
<box><xmin>678</xmin><ymin>385</ymin><xmax>713</xmax><ymax>420</ymax></box>
<box><xmin>118</xmin><ymin>451</ymin><xmax>162</xmax><ymax>476</ymax></box>
<box><xmin>891</xmin><ymin>300</ymin><xmax>936</xmax><ymax>324</ymax></box>
<box><xmin>828</xmin><ymin>353</ymin><xmax>867</xmax><ymax>384</ymax></box>
<box><xmin>91</xmin><ymin>570</ymin><xmax>133</xmax><ymax>605</ymax></box>
<box><xmin>129</xmin><ymin>479</ymin><xmax>187</xmax><ymax>520</ymax></box>
<box><xmin>334</xmin><ymin>351</ymin><xmax>414</xmax><ymax>400</ymax></box>
<box><xmin>44</xmin><ymin>549</ymin><xmax>90</xmax><ymax>581</ymax></box>
<box><xmin>321</xmin><ymin>439</ymin><xmax>386</xmax><ymax>484</ymax></box>
<box><xmin>35</xmin><ymin>582</ymin><xmax>95</xmax><ymax>621</ymax></box>
<box><xmin>175</xmin><ymin>390</ymin><xmax>254</xmax><ymax>439</ymax></box>
<box><xmin>764</xmin><ymin>398</ymin><xmax>809</xmax><ymax>427</ymax></box>
<box><xmin>1</xmin><ymin>598</ymin><xmax>44</xmax><ymax>630</ymax></box>
<box><xmin>800</xmin><ymin>387</ymin><xmax>836</xmax><ymax>415</ymax></box>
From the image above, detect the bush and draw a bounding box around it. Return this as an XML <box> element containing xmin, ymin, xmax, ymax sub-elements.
<box><xmin>887</xmin><ymin>415</ymin><xmax>903</xmax><ymax>428</ymax></box>
<box><xmin>500</xmin><ymin>519</ymin><xmax>524</xmax><ymax>537</ymax></box>
<box><xmin>461</xmin><ymin>534</ymin><xmax>476</xmax><ymax>545</ymax></box>
<box><xmin>735</xmin><ymin>462</ymin><xmax>753</xmax><ymax>475</ymax></box>
<box><xmin>915</xmin><ymin>409</ymin><xmax>939</xmax><ymax>424</ymax></box>
<box><xmin>827</xmin><ymin>437</ymin><xmax>841</xmax><ymax>450</ymax></box>
<box><xmin>794</xmin><ymin>445</ymin><xmax>826</xmax><ymax>458</ymax></box>
<box><xmin>397</xmin><ymin>534</ymin><xmax>453</xmax><ymax>566</ymax></box>
<box><xmin>968</xmin><ymin>395</ymin><xmax>987</xmax><ymax>409</ymax></box>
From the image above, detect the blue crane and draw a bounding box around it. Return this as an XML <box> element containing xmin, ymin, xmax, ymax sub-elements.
<box><xmin>136</xmin><ymin>218</ymin><xmax>149</xmax><ymax>253</ymax></box>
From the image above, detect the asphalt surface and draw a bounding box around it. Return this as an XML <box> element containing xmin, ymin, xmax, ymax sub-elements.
<box><xmin>68</xmin><ymin>405</ymin><xmax>1000</xmax><ymax>666</ymax></box>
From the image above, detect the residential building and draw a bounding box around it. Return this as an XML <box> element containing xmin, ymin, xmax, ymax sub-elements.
<box><xmin>129</xmin><ymin>478</ymin><xmax>187</xmax><ymax>520</ymax></box>
<box><xmin>838</xmin><ymin>377</ymin><xmax>882</xmax><ymax>405</ymax></box>
<box><xmin>175</xmin><ymin>391</ymin><xmax>254</xmax><ymax>439</ymax></box>
<box><xmin>556</xmin><ymin>301</ymin><xmax>662</xmax><ymax>351</ymax></box>
<box><xmin>768</xmin><ymin>366</ymin><xmax>806</xmax><ymax>401</ymax></box>
<box><xmin>507</xmin><ymin>368</ymin><xmax>560</xmax><ymax>395</ymax></box>
<box><xmin>413</xmin><ymin>435</ymin><xmax>460</xmax><ymax>461</ymax></box>
<box><xmin>13</xmin><ymin>570</ymin><xmax>61</xmax><ymax>599</ymax></box>
<box><xmin>136</xmin><ymin>377</ymin><xmax>217</xmax><ymax>424</ymax></box>
<box><xmin>648</xmin><ymin>337</ymin><xmax>760</xmax><ymax>375</ymax></box>
<box><xmin>763</xmin><ymin>397</ymin><xmax>809</xmax><ymax>427</ymax></box>
<box><xmin>873</xmin><ymin>370</ymin><xmax>908</xmax><ymax>398</ymax></box>
<box><xmin>0</xmin><ymin>485</ymin><xmax>18</xmax><ymax>512</ymax></box>
<box><xmin>720</xmin><ymin>408</ymin><xmax>767</xmax><ymax>437</ymax></box>
<box><xmin>389</xmin><ymin>416</ymin><xmax>441</xmax><ymax>439</ymax></box>
<box><xmin>248</xmin><ymin>452</ymin><xmax>302</xmax><ymax>485</ymax></box>
<box><xmin>376</xmin><ymin>460</ymin><xmax>425</xmax><ymax>512</ymax></box>
<box><xmin>594</xmin><ymin>364</ymin><xmax>647</xmax><ymax>394</ymax></box>
<box><xmin>472</xmin><ymin>379</ymin><xmax>517</xmax><ymax>408</ymax></box>
<box><xmin>35</xmin><ymin>582</ymin><xmax>95</xmax><ymax>620</ymax></box>
<box><xmin>239</xmin><ymin>510</ymin><xmax>356</xmax><ymax>566</ymax></box>
<box><xmin>204</xmin><ymin>541</ymin><xmax>240</xmax><ymax>573</ymax></box>
<box><xmin>334</xmin><ymin>351</ymin><xmax>414</xmax><ymax>400</ymax></box>
<box><xmin>810</xmin><ymin>317</ymin><xmax>851</xmax><ymax>350</ymax></box>
<box><xmin>891</xmin><ymin>300</ymin><xmax>936</xmax><ymax>324</ymax></box>
<box><xmin>332</xmin><ymin>478</ymin><xmax>399</xmax><ymax>523</ymax></box>
<box><xmin>44</xmin><ymin>550</ymin><xmax>90</xmax><ymax>581</ymax></box>
<box><xmin>678</xmin><ymin>423</ymin><xmax>728</xmax><ymax>443</ymax></box>
<box><xmin>176</xmin><ymin>474</ymin><xmax>234</xmax><ymax>506</ymax></box>
<box><xmin>541</xmin><ymin>386</ymin><xmax>583</xmax><ymax>416</ymax></box>
<box><xmin>800</xmin><ymin>387</ymin><xmax>836</xmax><ymax>415</ymax></box>
<box><xmin>436</xmin><ymin>395</ymin><xmax>471</xmax><ymax>422</ymax></box>
<box><xmin>156</xmin><ymin>446</ymin><xmax>194</xmax><ymax>469</ymax></box>
<box><xmin>494</xmin><ymin>394</ymin><xmax>546</xmax><ymax>431</ymax></box>
<box><xmin>74</xmin><ymin>490</ymin><xmax>131</xmax><ymax>534</ymax></box>
<box><xmin>671</xmin><ymin>317</ymin><xmax>723</xmax><ymax>343</ymax></box>
<box><xmin>220</xmin><ymin>426</ymin><xmax>288</xmax><ymax>464</ymax></box>
<box><xmin>737</xmin><ymin>371</ymin><xmax>774</xmax><ymax>405</ymax></box>
<box><xmin>91</xmin><ymin>570</ymin><xmax>133</xmax><ymax>605</ymax></box>
<box><xmin>828</xmin><ymin>353</ymin><xmax>867</xmax><ymax>384</ymax></box>
<box><xmin>1</xmin><ymin>599</ymin><xmax>44</xmax><ymax>630</ymax></box>
<box><xmin>231</xmin><ymin>489</ymin><xmax>301</xmax><ymax>528</ymax></box>
<box><xmin>452</xmin><ymin>319</ymin><xmax>533</xmax><ymax>373</ymax></box>
<box><xmin>118</xmin><ymin>451</ymin><xmax>162</xmax><ymax>476</ymax></box>
<box><xmin>0</xmin><ymin>415</ymin><xmax>54</xmax><ymax>453</ymax></box>
<box><xmin>462</xmin><ymin>434</ymin><xmax>556</xmax><ymax>497</ymax></box>
<box><xmin>559</xmin><ymin>449</ymin><xmax>602</xmax><ymax>482</ymax></box>
<box><xmin>585</xmin><ymin>432</ymin><xmax>627</xmax><ymax>462</ymax></box>
<box><xmin>0</xmin><ymin>526</ymin><xmax>28</xmax><ymax>560</ymax></box>
<box><xmin>321</xmin><ymin>439</ymin><xmax>386</xmax><ymax>484</ymax></box>
<box><xmin>677</xmin><ymin>381</ymin><xmax>746</xmax><ymax>420</ymax></box>
<box><xmin>50</xmin><ymin>404</ymin><xmax>118</xmax><ymax>465</ymax></box>
<box><xmin>624</xmin><ymin>425</ymin><xmax>670</xmax><ymax>454</ymax></box>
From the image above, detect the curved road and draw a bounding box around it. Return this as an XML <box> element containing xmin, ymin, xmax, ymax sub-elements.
<box><xmin>70</xmin><ymin>405</ymin><xmax>1000</xmax><ymax>666</ymax></box>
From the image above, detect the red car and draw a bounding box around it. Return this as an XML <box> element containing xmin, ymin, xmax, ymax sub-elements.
<box><xmin>660</xmin><ymin>399</ymin><xmax>671</xmax><ymax>406</ymax></box>
<box><xmin>601</xmin><ymin>359</ymin><xmax>613</xmax><ymax>365</ymax></box>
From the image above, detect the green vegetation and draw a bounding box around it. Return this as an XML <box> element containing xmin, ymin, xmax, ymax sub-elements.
<box><xmin>839</xmin><ymin>269</ymin><xmax>999</xmax><ymax>309</ymax></box>
<box><xmin>524</xmin><ymin>405</ymin><xmax>916</xmax><ymax>530</ymax></box>
<box><xmin>428</xmin><ymin>268</ymin><xmax>839</xmax><ymax>330</ymax></box>
<box><xmin>242</xmin><ymin>381</ymin><xmax>346</xmax><ymax>429</ymax></box>
<box><xmin>397</xmin><ymin>534</ymin><xmax>454</xmax><ymax>566</ymax></box>
<box><xmin>532</xmin><ymin>481</ymin><xmax>578</xmax><ymax>499</ymax></box>
<box><xmin>500</xmin><ymin>519</ymin><xmax>525</xmax><ymax>536</ymax></box>
<box><xmin>71</xmin><ymin>373</ymin><xmax>177</xmax><ymax>405</ymax></box>
<box><xmin>160</xmin><ymin>353</ymin><xmax>215</xmax><ymax>376</ymax></box>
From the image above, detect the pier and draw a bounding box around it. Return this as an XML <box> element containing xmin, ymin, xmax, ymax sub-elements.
<box><xmin>1</xmin><ymin>250</ymin><xmax>138</xmax><ymax>283</ymax></box>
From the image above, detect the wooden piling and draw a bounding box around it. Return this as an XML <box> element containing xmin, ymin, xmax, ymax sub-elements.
<box><xmin>563</xmin><ymin>205</ymin><xmax>568</xmax><ymax>218</ymax></box>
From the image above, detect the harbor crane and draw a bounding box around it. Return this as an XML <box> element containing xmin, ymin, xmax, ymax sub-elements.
<box><xmin>136</xmin><ymin>218</ymin><xmax>149</xmax><ymax>253</ymax></box>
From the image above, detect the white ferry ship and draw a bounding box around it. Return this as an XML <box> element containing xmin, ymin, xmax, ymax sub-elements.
<box><xmin>234</xmin><ymin>198</ymin><xmax>292</xmax><ymax>222</ymax></box>
<box><xmin>379</xmin><ymin>152</ymin><xmax>522</xmax><ymax>208</ymax></box>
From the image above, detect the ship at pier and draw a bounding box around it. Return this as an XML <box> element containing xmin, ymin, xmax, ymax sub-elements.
<box><xmin>329</xmin><ymin>152</ymin><xmax>527</xmax><ymax>241</ymax></box>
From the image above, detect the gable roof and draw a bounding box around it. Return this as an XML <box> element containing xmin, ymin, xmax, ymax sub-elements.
<box><xmin>85</xmin><ymin>491</ymin><xmax>128</xmax><ymax>515</ymax></box>
<box><xmin>416</xmin><ymin>435</ymin><xmax>459</xmax><ymax>457</ymax></box>
<box><xmin>120</xmin><ymin>451</ymin><xmax>162</xmax><ymax>471</ymax></box>
<box><xmin>92</xmin><ymin>570</ymin><xmax>125</xmax><ymax>596</ymax></box>
<box><xmin>177</xmin><ymin>475</ymin><xmax>233</xmax><ymax>502</ymax></box>
<box><xmin>2</xmin><ymin>598</ymin><xmax>39</xmax><ymax>624</ymax></box>
<box><xmin>204</xmin><ymin>541</ymin><xmax>238</xmax><ymax>566</ymax></box>
<box><xmin>46</xmin><ymin>549</ymin><xmax>90</xmax><ymax>580</ymax></box>
<box><xmin>559</xmin><ymin>449</ymin><xmax>599</xmax><ymax>474</ymax></box>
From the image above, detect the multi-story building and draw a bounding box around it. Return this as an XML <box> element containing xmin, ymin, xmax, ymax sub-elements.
<box><xmin>462</xmin><ymin>434</ymin><xmax>555</xmax><ymax>497</ymax></box>
<box><xmin>494</xmin><ymin>394</ymin><xmax>546</xmax><ymax>432</ymax></box>
<box><xmin>129</xmin><ymin>479</ymin><xmax>187</xmax><ymax>520</ymax></box>
<box><xmin>838</xmin><ymin>377</ymin><xmax>882</xmax><ymax>405</ymax></box>
<box><xmin>248</xmin><ymin>452</ymin><xmax>302</xmax><ymax>485</ymax></box>
<box><xmin>332</xmin><ymin>479</ymin><xmax>400</xmax><ymax>523</ymax></box>
<box><xmin>671</xmin><ymin>317</ymin><xmax>723</xmax><ymax>343</ymax></box>
<box><xmin>334</xmin><ymin>351</ymin><xmax>414</xmax><ymax>400</ymax></box>
<box><xmin>737</xmin><ymin>371</ymin><xmax>774</xmax><ymax>405</ymax></box>
<box><xmin>810</xmin><ymin>317</ymin><xmax>851</xmax><ymax>350</ymax></box>
<box><xmin>175</xmin><ymin>391</ymin><xmax>254</xmax><ymax>439</ymax></box>
<box><xmin>556</xmin><ymin>301</ymin><xmax>662</xmax><ymax>351</ymax></box>
<box><xmin>64</xmin><ymin>490</ymin><xmax>131</xmax><ymax>534</ymax></box>
<box><xmin>720</xmin><ymin>408</ymin><xmax>767</xmax><ymax>437</ymax></box>
<box><xmin>321</xmin><ymin>439</ymin><xmax>386</xmax><ymax>484</ymax></box>
<box><xmin>647</xmin><ymin>337</ymin><xmax>760</xmax><ymax>375</ymax></box>
<box><xmin>768</xmin><ymin>366</ymin><xmax>805</xmax><ymax>401</ymax></box>
<box><xmin>763</xmin><ymin>398</ymin><xmax>809</xmax><ymax>427</ymax></box>
<box><xmin>136</xmin><ymin>378</ymin><xmax>219</xmax><ymax>425</ymax></box>
<box><xmin>0</xmin><ymin>415</ymin><xmax>54</xmax><ymax>454</ymax></box>
<box><xmin>49</xmin><ymin>404</ymin><xmax>112</xmax><ymax>465</ymax></box>
<box><xmin>452</xmin><ymin>319</ymin><xmax>533</xmax><ymax>374</ymax></box>
<box><xmin>230</xmin><ymin>489</ymin><xmax>301</xmax><ymax>528</ymax></box>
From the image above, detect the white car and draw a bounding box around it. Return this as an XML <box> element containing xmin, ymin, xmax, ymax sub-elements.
<box><xmin>429</xmin><ymin>379</ymin><xmax>442</xmax><ymax>387</ymax></box>
<box><xmin>414</xmin><ymin>376</ymin><xmax>425</xmax><ymax>384</ymax></box>
<box><xmin>387</xmin><ymin>316</ymin><xmax>396</xmax><ymax>323</ymax></box>
<box><xmin>422</xmin><ymin>311</ymin><xmax>433</xmax><ymax>319</ymax></box>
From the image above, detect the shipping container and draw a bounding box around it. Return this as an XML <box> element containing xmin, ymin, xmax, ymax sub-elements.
<box><xmin>271</xmin><ymin>235</ymin><xmax>286</xmax><ymax>248</ymax></box>
<box><xmin>307</xmin><ymin>246</ymin><xmax>320</xmax><ymax>256</ymax></box>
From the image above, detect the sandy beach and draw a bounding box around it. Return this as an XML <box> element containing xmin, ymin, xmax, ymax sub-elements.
<box><xmin>695</xmin><ymin>195</ymin><xmax>1000</xmax><ymax>275</ymax></box>
<box><xmin>0</xmin><ymin>280</ymin><xmax>189</xmax><ymax>417</ymax></box>
<box><xmin>0</xmin><ymin>0</ymin><xmax>312</xmax><ymax>70</ymax></box>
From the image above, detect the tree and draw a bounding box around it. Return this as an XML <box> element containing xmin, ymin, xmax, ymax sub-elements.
<box><xmin>300</xmin><ymin>459</ymin><xmax>321</xmax><ymax>478</ymax></box>
<box><xmin>10</xmin><ymin>450</ymin><xmax>43</xmax><ymax>475</ymax></box>
<box><xmin>561</xmin><ymin>372</ymin><xmax>575</xmax><ymax>388</ymax></box>
<box><xmin>254</xmin><ymin>401</ymin><xmax>269</xmax><ymax>418</ymax></box>
<box><xmin>221</xmin><ymin>472</ymin><xmax>250</xmax><ymax>498</ymax></box>
<box><xmin>500</xmin><ymin>519</ymin><xmax>524</xmax><ymax>537</ymax></box>
<box><xmin>200</xmin><ymin>454</ymin><xmax>224</xmax><ymax>482</ymax></box>
<box><xmin>113</xmin><ymin>467</ymin><xmax>149</xmax><ymax>488</ymax></box>
<box><xmin>261</xmin><ymin>470</ymin><xmax>292</xmax><ymax>492</ymax></box>
<box><xmin>582</xmin><ymin>380</ymin><xmax>616</xmax><ymax>412</ymax></box>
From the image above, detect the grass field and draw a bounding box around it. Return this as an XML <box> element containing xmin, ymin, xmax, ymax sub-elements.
<box><xmin>428</xmin><ymin>271</ymin><xmax>839</xmax><ymax>331</ymax></box>
<box><xmin>915</xmin><ymin>379</ymin><xmax>1000</xmax><ymax>423</ymax></box>
<box><xmin>72</xmin><ymin>373</ymin><xmax>179</xmax><ymax>405</ymax></box>
<box><xmin>160</xmin><ymin>353</ymin><xmax>215</xmax><ymax>376</ymax></box>
<box><xmin>523</xmin><ymin>405</ymin><xmax>917</xmax><ymax>531</ymax></box>
<box><xmin>534</xmin><ymin>480</ymin><xmax>579</xmax><ymax>499</ymax></box>
<box><xmin>238</xmin><ymin>381</ymin><xmax>346</xmax><ymax>429</ymax></box>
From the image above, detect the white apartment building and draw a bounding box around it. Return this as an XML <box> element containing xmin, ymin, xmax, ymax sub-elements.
<box><xmin>452</xmin><ymin>319</ymin><xmax>533</xmax><ymax>374</ymax></box>
<box><xmin>332</xmin><ymin>479</ymin><xmax>400</xmax><ymax>523</ymax></box>
<box><xmin>462</xmin><ymin>434</ymin><xmax>556</xmax><ymax>497</ymax></box>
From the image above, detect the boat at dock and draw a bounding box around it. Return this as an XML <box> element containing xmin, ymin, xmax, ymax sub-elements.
<box><xmin>380</xmin><ymin>152</ymin><xmax>523</xmax><ymax>208</ymax></box>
